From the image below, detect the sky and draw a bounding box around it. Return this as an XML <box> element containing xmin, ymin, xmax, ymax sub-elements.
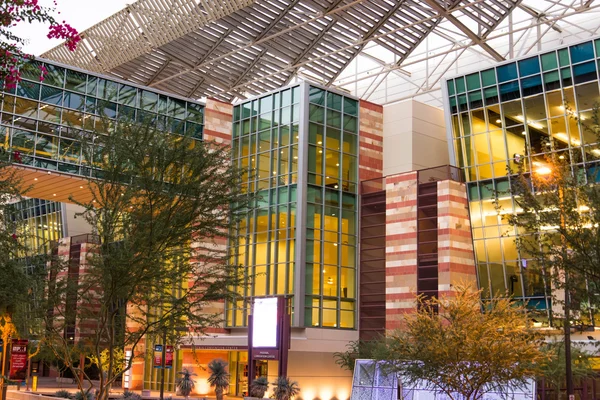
<box><xmin>11</xmin><ymin>0</ymin><xmax>129</xmax><ymax>56</ymax></box>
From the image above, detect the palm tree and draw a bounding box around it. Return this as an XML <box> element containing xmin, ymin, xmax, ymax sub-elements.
<box><xmin>207</xmin><ymin>359</ymin><xmax>230</xmax><ymax>400</ymax></box>
<box><xmin>272</xmin><ymin>377</ymin><xmax>300</xmax><ymax>400</ymax></box>
<box><xmin>177</xmin><ymin>368</ymin><xmax>197</xmax><ymax>399</ymax></box>
<box><xmin>249</xmin><ymin>376</ymin><xmax>269</xmax><ymax>398</ymax></box>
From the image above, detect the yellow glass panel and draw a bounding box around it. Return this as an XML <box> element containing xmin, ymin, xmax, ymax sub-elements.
<box><xmin>473</xmin><ymin>133</ymin><xmax>491</xmax><ymax>164</ymax></box>
<box><xmin>323</xmin><ymin>242</ymin><xmax>339</xmax><ymax>265</ymax></box>
<box><xmin>486</xmin><ymin>238</ymin><xmax>503</xmax><ymax>263</ymax></box>
<box><xmin>546</xmin><ymin>90</ymin><xmax>564</xmax><ymax>118</ymax></box>
<box><xmin>477</xmin><ymin>164</ymin><xmax>493</xmax><ymax>180</ymax></box>
<box><xmin>340</xmin><ymin>267</ymin><xmax>354</xmax><ymax>298</ymax></box>
<box><xmin>470</xmin><ymin>110</ymin><xmax>487</xmax><ymax>134</ymax></box>
<box><xmin>14</xmin><ymin>98</ymin><xmax>38</xmax><ymax>118</ymax></box>
<box><xmin>276</xmin><ymin>263</ymin><xmax>287</xmax><ymax>294</ymax></box>
<box><xmin>501</xmin><ymin>237</ymin><xmax>518</xmax><ymax>261</ymax></box>
<box><xmin>340</xmin><ymin>310</ymin><xmax>354</xmax><ymax>328</ymax></box>
<box><xmin>254</xmin><ymin>265</ymin><xmax>267</xmax><ymax>296</ymax></box>
<box><xmin>2</xmin><ymin>95</ymin><xmax>15</xmax><ymax>112</ymax></box>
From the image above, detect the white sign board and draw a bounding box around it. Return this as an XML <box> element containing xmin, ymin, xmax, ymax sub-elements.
<box><xmin>252</xmin><ymin>297</ymin><xmax>278</xmax><ymax>348</ymax></box>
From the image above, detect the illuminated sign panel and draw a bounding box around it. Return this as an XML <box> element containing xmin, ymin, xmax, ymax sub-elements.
<box><xmin>252</xmin><ymin>297</ymin><xmax>278</xmax><ymax>348</ymax></box>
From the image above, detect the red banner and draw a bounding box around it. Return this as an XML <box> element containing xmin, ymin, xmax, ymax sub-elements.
<box><xmin>9</xmin><ymin>339</ymin><xmax>28</xmax><ymax>380</ymax></box>
<box><xmin>165</xmin><ymin>346</ymin><xmax>174</xmax><ymax>369</ymax></box>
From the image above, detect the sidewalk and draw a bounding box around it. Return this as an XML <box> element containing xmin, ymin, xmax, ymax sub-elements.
<box><xmin>9</xmin><ymin>377</ymin><xmax>227</xmax><ymax>400</ymax></box>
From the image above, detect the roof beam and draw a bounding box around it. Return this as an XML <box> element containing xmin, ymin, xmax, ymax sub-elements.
<box><xmin>420</xmin><ymin>0</ymin><xmax>506</xmax><ymax>62</ymax></box>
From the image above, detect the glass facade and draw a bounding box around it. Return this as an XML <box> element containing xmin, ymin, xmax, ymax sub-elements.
<box><xmin>12</xmin><ymin>198</ymin><xmax>64</xmax><ymax>258</ymax></box>
<box><xmin>445</xmin><ymin>37</ymin><xmax>600</xmax><ymax>308</ymax></box>
<box><xmin>229</xmin><ymin>83</ymin><xmax>359</xmax><ymax>329</ymax></box>
<box><xmin>1</xmin><ymin>59</ymin><xmax>205</xmax><ymax>178</ymax></box>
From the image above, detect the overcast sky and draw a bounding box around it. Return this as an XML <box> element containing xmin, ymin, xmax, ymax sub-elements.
<box><xmin>12</xmin><ymin>0</ymin><xmax>129</xmax><ymax>56</ymax></box>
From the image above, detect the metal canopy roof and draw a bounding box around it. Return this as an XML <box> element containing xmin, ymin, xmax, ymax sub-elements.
<box><xmin>42</xmin><ymin>0</ymin><xmax>600</xmax><ymax>105</ymax></box>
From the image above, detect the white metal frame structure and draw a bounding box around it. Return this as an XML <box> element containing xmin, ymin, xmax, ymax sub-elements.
<box><xmin>42</xmin><ymin>0</ymin><xmax>600</xmax><ymax>106</ymax></box>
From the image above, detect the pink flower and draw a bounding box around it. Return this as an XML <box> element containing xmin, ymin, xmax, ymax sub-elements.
<box><xmin>13</xmin><ymin>151</ymin><xmax>22</xmax><ymax>162</ymax></box>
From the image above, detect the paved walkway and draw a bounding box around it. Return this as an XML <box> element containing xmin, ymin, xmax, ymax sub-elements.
<box><xmin>10</xmin><ymin>377</ymin><xmax>224</xmax><ymax>400</ymax></box>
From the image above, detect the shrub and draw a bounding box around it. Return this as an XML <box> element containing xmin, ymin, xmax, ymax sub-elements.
<box><xmin>54</xmin><ymin>390</ymin><xmax>72</xmax><ymax>399</ymax></box>
<box><xmin>73</xmin><ymin>391</ymin><xmax>93</xmax><ymax>400</ymax></box>
<box><xmin>250</xmin><ymin>376</ymin><xmax>269</xmax><ymax>398</ymax></box>
<box><xmin>121</xmin><ymin>390</ymin><xmax>142</xmax><ymax>400</ymax></box>
<box><xmin>272</xmin><ymin>377</ymin><xmax>300</xmax><ymax>400</ymax></box>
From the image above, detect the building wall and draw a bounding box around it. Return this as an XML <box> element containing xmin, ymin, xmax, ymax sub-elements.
<box><xmin>382</xmin><ymin>100</ymin><xmax>448</xmax><ymax>176</ymax></box>
<box><xmin>358</xmin><ymin>100</ymin><xmax>384</xmax><ymax>181</ymax></box>
<box><xmin>384</xmin><ymin>172</ymin><xmax>418</xmax><ymax>331</ymax></box>
<box><xmin>360</xmin><ymin>168</ymin><xmax>476</xmax><ymax>334</ymax></box>
<box><xmin>444</xmin><ymin>37</ymin><xmax>600</xmax><ymax>308</ymax></box>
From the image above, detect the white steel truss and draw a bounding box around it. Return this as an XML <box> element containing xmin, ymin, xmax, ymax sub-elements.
<box><xmin>42</xmin><ymin>0</ymin><xmax>600</xmax><ymax>106</ymax></box>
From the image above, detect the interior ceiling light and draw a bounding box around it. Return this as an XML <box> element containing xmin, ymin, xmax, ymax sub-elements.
<box><xmin>554</xmin><ymin>132</ymin><xmax>581</xmax><ymax>146</ymax></box>
<box><xmin>515</xmin><ymin>115</ymin><xmax>544</xmax><ymax>130</ymax></box>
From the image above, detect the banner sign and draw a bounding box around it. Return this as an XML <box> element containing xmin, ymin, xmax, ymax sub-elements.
<box><xmin>252</xmin><ymin>297</ymin><xmax>278</xmax><ymax>348</ymax></box>
<box><xmin>165</xmin><ymin>346</ymin><xmax>174</xmax><ymax>369</ymax></box>
<box><xmin>153</xmin><ymin>344</ymin><xmax>163</xmax><ymax>368</ymax></box>
<box><xmin>9</xmin><ymin>339</ymin><xmax>28</xmax><ymax>380</ymax></box>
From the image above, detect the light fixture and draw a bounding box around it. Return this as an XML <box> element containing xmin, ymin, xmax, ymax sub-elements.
<box><xmin>327</xmin><ymin>277</ymin><xmax>333</xmax><ymax>285</ymax></box>
<box><xmin>333</xmin><ymin>243</ymin><xmax>338</xmax><ymax>247</ymax></box>
<box><xmin>53</xmin><ymin>193</ymin><xmax>56</xmax><ymax>196</ymax></box>
<box><xmin>514</xmin><ymin>115</ymin><xmax>544</xmax><ymax>130</ymax></box>
<box><xmin>496</xmin><ymin>119</ymin><xmax>502</xmax><ymax>124</ymax></box>
<box><xmin>521</xmin><ymin>131</ymin><xmax>526</xmax><ymax>136</ymax></box>
<box><xmin>559</xmin><ymin>155</ymin><xmax>565</xmax><ymax>159</ymax></box>
<box><xmin>80</xmin><ymin>186</ymin><xmax>83</xmax><ymax>189</ymax></box>
<box><xmin>554</xmin><ymin>132</ymin><xmax>581</xmax><ymax>146</ymax></box>
<box><xmin>336</xmin><ymin>163</ymin><xmax>339</xmax><ymax>166</ymax></box>
<box><xmin>34</xmin><ymin>178</ymin><xmax>38</xmax><ymax>181</ymax></box>
<box><xmin>536</xmin><ymin>166</ymin><xmax>552</xmax><ymax>175</ymax></box>
<box><xmin>319</xmin><ymin>150</ymin><xmax>322</xmax><ymax>154</ymax></box>
<box><xmin>47</xmin><ymin>171</ymin><xmax>51</xmax><ymax>175</ymax></box>
<box><xmin>334</xmin><ymin>184</ymin><xmax>338</xmax><ymax>188</ymax></box>
<box><xmin>318</xmin><ymin>141</ymin><xmax>322</xmax><ymax>145</ymax></box>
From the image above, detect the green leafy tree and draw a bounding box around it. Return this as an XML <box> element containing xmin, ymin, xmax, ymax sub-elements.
<box><xmin>503</xmin><ymin>105</ymin><xmax>600</xmax><ymax>318</ymax></box>
<box><xmin>207</xmin><ymin>359</ymin><xmax>230</xmax><ymax>400</ymax></box>
<box><xmin>41</xmin><ymin>113</ymin><xmax>249</xmax><ymax>400</ymax></box>
<box><xmin>333</xmin><ymin>339</ymin><xmax>380</xmax><ymax>372</ymax></box>
<box><xmin>376</xmin><ymin>285</ymin><xmax>548</xmax><ymax>400</ymax></box>
<box><xmin>539</xmin><ymin>340</ymin><xmax>596</xmax><ymax>400</ymax></box>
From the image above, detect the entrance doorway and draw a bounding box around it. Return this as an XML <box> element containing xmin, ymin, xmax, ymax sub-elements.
<box><xmin>229</xmin><ymin>352</ymin><xmax>268</xmax><ymax>396</ymax></box>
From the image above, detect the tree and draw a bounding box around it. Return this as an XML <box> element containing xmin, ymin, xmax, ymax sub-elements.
<box><xmin>506</xmin><ymin>130</ymin><xmax>600</xmax><ymax>317</ymax></box>
<box><xmin>41</xmin><ymin>113</ymin><xmax>249</xmax><ymax>400</ymax></box>
<box><xmin>376</xmin><ymin>285</ymin><xmax>548</xmax><ymax>400</ymax></box>
<box><xmin>207</xmin><ymin>359</ymin><xmax>230</xmax><ymax>400</ymax></box>
<box><xmin>1</xmin><ymin>0</ymin><xmax>80</xmax><ymax>88</ymax></box>
<box><xmin>177</xmin><ymin>368</ymin><xmax>197</xmax><ymax>399</ymax></box>
<box><xmin>333</xmin><ymin>339</ymin><xmax>380</xmax><ymax>372</ymax></box>
<box><xmin>539</xmin><ymin>340</ymin><xmax>597</xmax><ymax>400</ymax></box>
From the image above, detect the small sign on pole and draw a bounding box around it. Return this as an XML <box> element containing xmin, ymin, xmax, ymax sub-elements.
<box><xmin>9</xmin><ymin>339</ymin><xmax>28</xmax><ymax>380</ymax></box>
<box><xmin>165</xmin><ymin>346</ymin><xmax>174</xmax><ymax>369</ymax></box>
<box><xmin>153</xmin><ymin>345</ymin><xmax>163</xmax><ymax>368</ymax></box>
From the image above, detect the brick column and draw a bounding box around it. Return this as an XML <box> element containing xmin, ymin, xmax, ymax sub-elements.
<box><xmin>384</xmin><ymin>172</ymin><xmax>418</xmax><ymax>331</ymax></box>
<box><xmin>437</xmin><ymin>180</ymin><xmax>476</xmax><ymax>297</ymax></box>
<box><xmin>204</xmin><ymin>98</ymin><xmax>233</xmax><ymax>145</ymax></box>
<box><xmin>359</xmin><ymin>100</ymin><xmax>383</xmax><ymax>182</ymax></box>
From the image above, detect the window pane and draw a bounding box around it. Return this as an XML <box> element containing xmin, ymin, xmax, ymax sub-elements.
<box><xmin>481</xmin><ymin>69</ymin><xmax>496</xmax><ymax>86</ymax></box>
<box><xmin>570</xmin><ymin>41</ymin><xmax>594</xmax><ymax>64</ymax></box>
<box><xmin>518</xmin><ymin>57</ymin><xmax>540</xmax><ymax>77</ymax></box>
<box><xmin>541</xmin><ymin>53</ymin><xmax>557</xmax><ymax>74</ymax></box>
<box><xmin>466</xmin><ymin>73</ymin><xmax>480</xmax><ymax>90</ymax></box>
<box><xmin>497</xmin><ymin>63</ymin><xmax>518</xmax><ymax>82</ymax></box>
